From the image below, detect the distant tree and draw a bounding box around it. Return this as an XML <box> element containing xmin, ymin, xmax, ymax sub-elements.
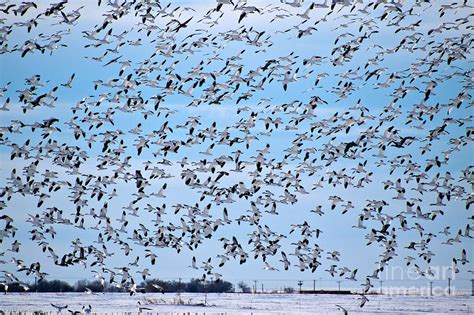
<box><xmin>142</xmin><ymin>279</ymin><xmax>180</xmax><ymax>292</ymax></box>
<box><xmin>5</xmin><ymin>282</ymin><xmax>30</xmax><ymax>292</ymax></box>
<box><xmin>283</xmin><ymin>286</ymin><xmax>295</xmax><ymax>293</ymax></box>
<box><xmin>74</xmin><ymin>280</ymin><xmax>87</xmax><ymax>292</ymax></box>
<box><xmin>165</xmin><ymin>280</ymin><xmax>181</xmax><ymax>292</ymax></box>
<box><xmin>143</xmin><ymin>279</ymin><xmax>167</xmax><ymax>293</ymax></box>
<box><xmin>11</xmin><ymin>277</ymin><xmax>235</xmax><ymax>293</ymax></box>
<box><xmin>206</xmin><ymin>279</ymin><xmax>234</xmax><ymax>293</ymax></box>
<box><xmin>237</xmin><ymin>281</ymin><xmax>252</xmax><ymax>293</ymax></box>
<box><xmin>186</xmin><ymin>278</ymin><xmax>204</xmax><ymax>293</ymax></box>
<box><xmin>106</xmin><ymin>283</ymin><xmax>126</xmax><ymax>293</ymax></box>
<box><xmin>143</xmin><ymin>278</ymin><xmax>233</xmax><ymax>293</ymax></box>
<box><xmin>74</xmin><ymin>279</ymin><xmax>103</xmax><ymax>292</ymax></box>
<box><xmin>31</xmin><ymin>279</ymin><xmax>73</xmax><ymax>292</ymax></box>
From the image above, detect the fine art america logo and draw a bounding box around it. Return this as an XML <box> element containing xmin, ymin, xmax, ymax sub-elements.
<box><xmin>381</xmin><ymin>265</ymin><xmax>461</xmax><ymax>295</ymax></box>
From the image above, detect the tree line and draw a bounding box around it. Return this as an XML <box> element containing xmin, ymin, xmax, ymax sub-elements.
<box><xmin>5</xmin><ymin>278</ymin><xmax>234</xmax><ymax>293</ymax></box>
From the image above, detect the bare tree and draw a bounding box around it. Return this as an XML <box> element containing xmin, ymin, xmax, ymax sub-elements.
<box><xmin>237</xmin><ymin>281</ymin><xmax>252</xmax><ymax>293</ymax></box>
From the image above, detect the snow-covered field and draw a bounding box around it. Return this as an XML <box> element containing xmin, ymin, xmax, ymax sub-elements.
<box><xmin>1</xmin><ymin>293</ymin><xmax>473</xmax><ymax>314</ymax></box>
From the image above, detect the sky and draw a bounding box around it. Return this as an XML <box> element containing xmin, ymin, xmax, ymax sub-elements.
<box><xmin>0</xmin><ymin>0</ymin><xmax>473</xmax><ymax>293</ymax></box>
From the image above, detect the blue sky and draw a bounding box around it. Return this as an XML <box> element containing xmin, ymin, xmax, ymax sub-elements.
<box><xmin>0</xmin><ymin>0</ymin><xmax>473</xmax><ymax>292</ymax></box>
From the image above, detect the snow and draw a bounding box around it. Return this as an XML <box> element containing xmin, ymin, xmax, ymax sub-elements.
<box><xmin>1</xmin><ymin>293</ymin><xmax>473</xmax><ymax>314</ymax></box>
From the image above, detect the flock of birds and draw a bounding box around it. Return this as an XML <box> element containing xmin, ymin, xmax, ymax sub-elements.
<box><xmin>0</xmin><ymin>0</ymin><xmax>473</xmax><ymax>312</ymax></box>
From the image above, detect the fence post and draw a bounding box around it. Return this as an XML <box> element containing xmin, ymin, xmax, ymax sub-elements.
<box><xmin>448</xmin><ymin>277</ymin><xmax>451</xmax><ymax>296</ymax></box>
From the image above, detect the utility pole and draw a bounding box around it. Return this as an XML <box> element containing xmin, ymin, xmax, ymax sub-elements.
<box><xmin>471</xmin><ymin>279</ymin><xmax>474</xmax><ymax>296</ymax></box>
<box><xmin>429</xmin><ymin>281</ymin><xmax>433</xmax><ymax>296</ymax></box>
<box><xmin>379</xmin><ymin>280</ymin><xmax>383</xmax><ymax>295</ymax></box>
<box><xmin>313</xmin><ymin>279</ymin><xmax>316</xmax><ymax>292</ymax></box>
<box><xmin>254</xmin><ymin>280</ymin><xmax>258</xmax><ymax>294</ymax></box>
<box><xmin>297</xmin><ymin>280</ymin><xmax>303</xmax><ymax>293</ymax></box>
<box><xmin>448</xmin><ymin>277</ymin><xmax>451</xmax><ymax>296</ymax></box>
<box><xmin>261</xmin><ymin>283</ymin><xmax>264</xmax><ymax>293</ymax></box>
<box><xmin>337</xmin><ymin>281</ymin><xmax>341</xmax><ymax>291</ymax></box>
